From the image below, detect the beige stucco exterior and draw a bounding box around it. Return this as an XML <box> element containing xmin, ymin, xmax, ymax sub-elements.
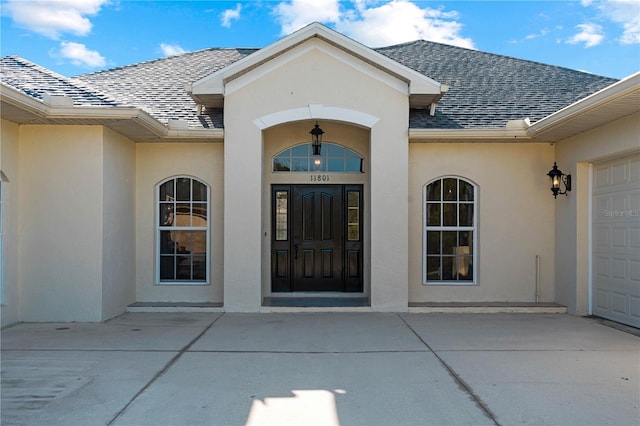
<box><xmin>1</xmin><ymin>119</ymin><xmax>20</xmax><ymax>326</ymax></box>
<box><xmin>408</xmin><ymin>142</ymin><xmax>556</xmax><ymax>303</ymax></box>
<box><xmin>554</xmin><ymin>111</ymin><xmax>640</xmax><ymax>315</ymax></box>
<box><xmin>135</xmin><ymin>142</ymin><xmax>224</xmax><ymax>304</ymax></box>
<box><xmin>222</xmin><ymin>38</ymin><xmax>410</xmax><ymax>311</ymax></box>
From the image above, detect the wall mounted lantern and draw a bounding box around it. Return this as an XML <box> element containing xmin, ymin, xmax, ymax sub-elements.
<box><xmin>310</xmin><ymin>122</ymin><xmax>324</xmax><ymax>156</ymax></box>
<box><xmin>547</xmin><ymin>162</ymin><xmax>571</xmax><ymax>198</ymax></box>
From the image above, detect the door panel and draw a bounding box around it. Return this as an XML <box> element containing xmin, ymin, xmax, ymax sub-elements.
<box><xmin>271</xmin><ymin>184</ymin><xmax>363</xmax><ymax>292</ymax></box>
<box><xmin>292</xmin><ymin>185</ymin><xmax>343</xmax><ymax>291</ymax></box>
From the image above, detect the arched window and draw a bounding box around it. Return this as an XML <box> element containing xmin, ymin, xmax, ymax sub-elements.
<box><xmin>157</xmin><ymin>177</ymin><xmax>209</xmax><ymax>284</ymax></box>
<box><xmin>273</xmin><ymin>142</ymin><xmax>364</xmax><ymax>173</ymax></box>
<box><xmin>424</xmin><ymin>177</ymin><xmax>477</xmax><ymax>284</ymax></box>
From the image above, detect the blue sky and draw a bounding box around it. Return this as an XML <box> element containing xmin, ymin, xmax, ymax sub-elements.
<box><xmin>1</xmin><ymin>0</ymin><xmax>639</xmax><ymax>78</ymax></box>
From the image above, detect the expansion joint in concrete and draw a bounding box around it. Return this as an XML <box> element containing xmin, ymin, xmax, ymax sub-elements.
<box><xmin>396</xmin><ymin>313</ymin><xmax>501</xmax><ymax>426</ymax></box>
<box><xmin>106</xmin><ymin>313</ymin><xmax>226</xmax><ymax>425</ymax></box>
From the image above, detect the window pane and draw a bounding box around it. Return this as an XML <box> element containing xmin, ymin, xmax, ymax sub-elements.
<box><xmin>427</xmin><ymin>231</ymin><xmax>440</xmax><ymax>254</ymax></box>
<box><xmin>312</xmin><ymin>158</ymin><xmax>325</xmax><ymax>171</ymax></box>
<box><xmin>291</xmin><ymin>144</ymin><xmax>309</xmax><ymax>157</ymax></box>
<box><xmin>442</xmin><ymin>231</ymin><xmax>457</xmax><ymax>254</ymax></box>
<box><xmin>443</xmin><ymin>203</ymin><xmax>457</xmax><ymax>226</ymax></box>
<box><xmin>160</xmin><ymin>256</ymin><xmax>175</xmax><ymax>280</ymax></box>
<box><xmin>191</xmin><ymin>230</ymin><xmax>206</xmax><ymax>255</ymax></box>
<box><xmin>327</xmin><ymin>145</ymin><xmax>345</xmax><ymax>157</ymax></box>
<box><xmin>176</xmin><ymin>178</ymin><xmax>191</xmax><ymax>201</ymax></box>
<box><xmin>192</xmin><ymin>181</ymin><xmax>207</xmax><ymax>201</ymax></box>
<box><xmin>175</xmin><ymin>203</ymin><xmax>191</xmax><ymax>227</ymax></box>
<box><xmin>192</xmin><ymin>203</ymin><xmax>208</xmax><ymax>225</ymax></box>
<box><xmin>426</xmin><ymin>203</ymin><xmax>441</xmax><ymax>226</ymax></box>
<box><xmin>291</xmin><ymin>158</ymin><xmax>308</xmax><ymax>172</ymax></box>
<box><xmin>348</xmin><ymin>225</ymin><xmax>359</xmax><ymax>241</ymax></box>
<box><xmin>273</xmin><ymin>158</ymin><xmax>291</xmax><ymax>171</ymax></box>
<box><xmin>160</xmin><ymin>231</ymin><xmax>175</xmax><ymax>254</ymax></box>
<box><xmin>159</xmin><ymin>203</ymin><xmax>174</xmax><ymax>226</ymax></box>
<box><xmin>459</xmin><ymin>231</ymin><xmax>473</xmax><ymax>253</ymax></box>
<box><xmin>456</xmin><ymin>255</ymin><xmax>473</xmax><ymax>280</ymax></box>
<box><xmin>160</xmin><ymin>181</ymin><xmax>174</xmax><ymax>201</ymax></box>
<box><xmin>176</xmin><ymin>256</ymin><xmax>191</xmax><ymax>280</ymax></box>
<box><xmin>459</xmin><ymin>180</ymin><xmax>474</xmax><ymax>201</ymax></box>
<box><xmin>426</xmin><ymin>181</ymin><xmax>441</xmax><ymax>201</ymax></box>
<box><xmin>327</xmin><ymin>158</ymin><xmax>344</xmax><ymax>172</ymax></box>
<box><xmin>426</xmin><ymin>256</ymin><xmax>441</xmax><ymax>280</ymax></box>
<box><xmin>443</xmin><ymin>178</ymin><xmax>457</xmax><ymax>201</ymax></box>
<box><xmin>174</xmin><ymin>231</ymin><xmax>192</xmax><ymax>254</ymax></box>
<box><xmin>192</xmin><ymin>255</ymin><xmax>206</xmax><ymax>281</ymax></box>
<box><xmin>459</xmin><ymin>203</ymin><xmax>473</xmax><ymax>227</ymax></box>
<box><xmin>275</xmin><ymin>191</ymin><xmax>288</xmax><ymax>241</ymax></box>
<box><xmin>442</xmin><ymin>256</ymin><xmax>455</xmax><ymax>280</ymax></box>
<box><xmin>346</xmin><ymin>158</ymin><xmax>362</xmax><ymax>172</ymax></box>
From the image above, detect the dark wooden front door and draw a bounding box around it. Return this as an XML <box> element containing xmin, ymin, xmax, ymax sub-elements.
<box><xmin>271</xmin><ymin>184</ymin><xmax>363</xmax><ymax>292</ymax></box>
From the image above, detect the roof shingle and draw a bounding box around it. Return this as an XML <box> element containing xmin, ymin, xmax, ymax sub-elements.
<box><xmin>2</xmin><ymin>40</ymin><xmax>618</xmax><ymax>130</ymax></box>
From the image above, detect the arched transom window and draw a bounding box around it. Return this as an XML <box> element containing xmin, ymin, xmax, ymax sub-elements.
<box><xmin>273</xmin><ymin>142</ymin><xmax>364</xmax><ymax>173</ymax></box>
<box><xmin>424</xmin><ymin>177</ymin><xmax>477</xmax><ymax>284</ymax></box>
<box><xmin>157</xmin><ymin>177</ymin><xmax>209</xmax><ymax>284</ymax></box>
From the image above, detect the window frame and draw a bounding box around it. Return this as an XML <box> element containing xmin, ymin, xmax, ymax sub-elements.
<box><xmin>423</xmin><ymin>176</ymin><xmax>478</xmax><ymax>285</ymax></box>
<box><xmin>156</xmin><ymin>176</ymin><xmax>211</xmax><ymax>285</ymax></box>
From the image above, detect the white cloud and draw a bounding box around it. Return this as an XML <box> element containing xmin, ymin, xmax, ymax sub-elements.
<box><xmin>595</xmin><ymin>0</ymin><xmax>640</xmax><ymax>44</ymax></box>
<box><xmin>55</xmin><ymin>42</ymin><xmax>106</xmax><ymax>67</ymax></box>
<box><xmin>273</xmin><ymin>0</ymin><xmax>474</xmax><ymax>49</ymax></box>
<box><xmin>221</xmin><ymin>4</ymin><xmax>242</xmax><ymax>28</ymax></box>
<box><xmin>160</xmin><ymin>43</ymin><xmax>187</xmax><ymax>57</ymax></box>
<box><xmin>568</xmin><ymin>23</ymin><xmax>605</xmax><ymax>47</ymax></box>
<box><xmin>274</xmin><ymin>0</ymin><xmax>342</xmax><ymax>35</ymax></box>
<box><xmin>525</xmin><ymin>28</ymin><xmax>550</xmax><ymax>40</ymax></box>
<box><xmin>3</xmin><ymin>0</ymin><xmax>109</xmax><ymax>39</ymax></box>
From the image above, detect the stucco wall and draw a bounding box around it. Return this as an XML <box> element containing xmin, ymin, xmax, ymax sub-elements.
<box><xmin>408</xmin><ymin>142</ymin><xmax>556</xmax><ymax>303</ymax></box>
<box><xmin>1</xmin><ymin>119</ymin><xmax>20</xmax><ymax>326</ymax></box>
<box><xmin>135</xmin><ymin>142</ymin><xmax>224</xmax><ymax>303</ymax></box>
<box><xmin>555</xmin><ymin>111</ymin><xmax>640</xmax><ymax>315</ymax></box>
<box><xmin>18</xmin><ymin>125</ymin><xmax>104</xmax><ymax>322</ymax></box>
<box><xmin>223</xmin><ymin>38</ymin><xmax>409</xmax><ymax>310</ymax></box>
<box><xmin>102</xmin><ymin>128</ymin><xmax>136</xmax><ymax>319</ymax></box>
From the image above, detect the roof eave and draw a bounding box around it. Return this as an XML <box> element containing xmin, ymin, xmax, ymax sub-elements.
<box><xmin>409</xmin><ymin>127</ymin><xmax>531</xmax><ymax>143</ymax></box>
<box><xmin>1</xmin><ymin>83</ymin><xmax>224</xmax><ymax>142</ymax></box>
<box><xmin>528</xmin><ymin>71</ymin><xmax>640</xmax><ymax>141</ymax></box>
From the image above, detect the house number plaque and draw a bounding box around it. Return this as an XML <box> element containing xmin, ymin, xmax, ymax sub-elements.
<box><xmin>310</xmin><ymin>174</ymin><xmax>330</xmax><ymax>182</ymax></box>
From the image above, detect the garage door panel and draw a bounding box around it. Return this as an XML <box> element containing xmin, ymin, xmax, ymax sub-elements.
<box><xmin>592</xmin><ymin>153</ymin><xmax>640</xmax><ymax>328</ymax></box>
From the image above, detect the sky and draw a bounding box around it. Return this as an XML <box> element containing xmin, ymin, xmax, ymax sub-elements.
<box><xmin>1</xmin><ymin>0</ymin><xmax>639</xmax><ymax>79</ymax></box>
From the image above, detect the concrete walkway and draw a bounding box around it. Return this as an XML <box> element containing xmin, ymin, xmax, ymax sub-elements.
<box><xmin>2</xmin><ymin>313</ymin><xmax>638</xmax><ymax>426</ymax></box>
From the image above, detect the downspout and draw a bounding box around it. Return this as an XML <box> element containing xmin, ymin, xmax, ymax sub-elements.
<box><xmin>535</xmin><ymin>255</ymin><xmax>541</xmax><ymax>303</ymax></box>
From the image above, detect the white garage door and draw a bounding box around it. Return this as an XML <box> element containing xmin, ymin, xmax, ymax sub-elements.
<box><xmin>592</xmin><ymin>154</ymin><xmax>640</xmax><ymax>327</ymax></box>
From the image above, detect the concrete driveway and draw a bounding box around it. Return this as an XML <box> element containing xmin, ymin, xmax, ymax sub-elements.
<box><xmin>2</xmin><ymin>312</ymin><xmax>638</xmax><ymax>426</ymax></box>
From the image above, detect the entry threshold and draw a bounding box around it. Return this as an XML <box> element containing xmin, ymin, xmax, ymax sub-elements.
<box><xmin>263</xmin><ymin>297</ymin><xmax>370</xmax><ymax>308</ymax></box>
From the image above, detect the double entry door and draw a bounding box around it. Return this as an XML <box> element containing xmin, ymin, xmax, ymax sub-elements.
<box><xmin>271</xmin><ymin>184</ymin><xmax>363</xmax><ymax>292</ymax></box>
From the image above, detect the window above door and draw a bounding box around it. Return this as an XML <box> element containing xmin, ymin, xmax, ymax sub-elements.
<box><xmin>273</xmin><ymin>143</ymin><xmax>364</xmax><ymax>173</ymax></box>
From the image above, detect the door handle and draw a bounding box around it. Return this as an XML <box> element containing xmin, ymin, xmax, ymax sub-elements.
<box><xmin>294</xmin><ymin>244</ymin><xmax>299</xmax><ymax>260</ymax></box>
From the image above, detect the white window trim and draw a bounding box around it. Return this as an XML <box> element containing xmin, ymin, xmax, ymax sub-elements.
<box><xmin>423</xmin><ymin>176</ymin><xmax>478</xmax><ymax>285</ymax></box>
<box><xmin>156</xmin><ymin>176</ymin><xmax>211</xmax><ymax>285</ymax></box>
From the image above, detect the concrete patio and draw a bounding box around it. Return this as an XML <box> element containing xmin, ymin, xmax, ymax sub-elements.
<box><xmin>2</xmin><ymin>312</ymin><xmax>639</xmax><ymax>426</ymax></box>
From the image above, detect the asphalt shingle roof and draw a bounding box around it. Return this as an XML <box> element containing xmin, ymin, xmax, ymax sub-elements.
<box><xmin>1</xmin><ymin>55</ymin><xmax>120</xmax><ymax>107</ymax></box>
<box><xmin>2</xmin><ymin>40</ymin><xmax>618</xmax><ymax>130</ymax></box>
<box><xmin>377</xmin><ymin>41</ymin><xmax>617</xmax><ymax>128</ymax></box>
